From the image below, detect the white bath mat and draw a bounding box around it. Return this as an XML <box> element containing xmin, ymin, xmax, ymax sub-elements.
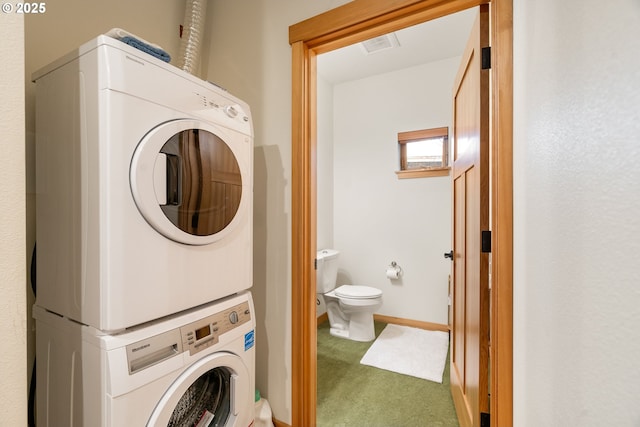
<box><xmin>360</xmin><ymin>324</ymin><xmax>449</xmax><ymax>383</ymax></box>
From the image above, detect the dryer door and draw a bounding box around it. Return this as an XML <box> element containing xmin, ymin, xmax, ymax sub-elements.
<box><xmin>147</xmin><ymin>352</ymin><xmax>250</xmax><ymax>427</ymax></box>
<box><xmin>131</xmin><ymin>119</ymin><xmax>247</xmax><ymax>245</ymax></box>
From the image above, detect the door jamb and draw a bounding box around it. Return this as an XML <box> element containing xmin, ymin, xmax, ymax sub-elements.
<box><xmin>289</xmin><ymin>1</ymin><xmax>513</xmax><ymax>426</ymax></box>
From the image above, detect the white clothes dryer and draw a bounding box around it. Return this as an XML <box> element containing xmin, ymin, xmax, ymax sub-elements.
<box><xmin>34</xmin><ymin>291</ymin><xmax>256</xmax><ymax>427</ymax></box>
<box><xmin>33</xmin><ymin>35</ymin><xmax>253</xmax><ymax>331</ymax></box>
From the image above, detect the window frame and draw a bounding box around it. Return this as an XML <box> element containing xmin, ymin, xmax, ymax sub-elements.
<box><xmin>396</xmin><ymin>126</ymin><xmax>450</xmax><ymax>179</ymax></box>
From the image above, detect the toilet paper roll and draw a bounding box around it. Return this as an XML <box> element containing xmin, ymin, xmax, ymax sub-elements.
<box><xmin>386</xmin><ymin>267</ymin><xmax>400</xmax><ymax>279</ymax></box>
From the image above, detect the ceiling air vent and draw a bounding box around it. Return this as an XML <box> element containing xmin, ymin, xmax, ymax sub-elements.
<box><xmin>360</xmin><ymin>33</ymin><xmax>400</xmax><ymax>55</ymax></box>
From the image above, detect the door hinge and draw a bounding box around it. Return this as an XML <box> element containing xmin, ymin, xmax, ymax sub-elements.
<box><xmin>314</xmin><ymin>258</ymin><xmax>317</xmax><ymax>270</ymax></box>
<box><xmin>481</xmin><ymin>46</ymin><xmax>491</xmax><ymax>70</ymax></box>
<box><xmin>481</xmin><ymin>230</ymin><xmax>492</xmax><ymax>253</ymax></box>
<box><xmin>481</xmin><ymin>412</ymin><xmax>490</xmax><ymax>427</ymax></box>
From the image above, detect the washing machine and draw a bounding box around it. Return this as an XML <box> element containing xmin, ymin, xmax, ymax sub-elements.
<box><xmin>34</xmin><ymin>291</ymin><xmax>256</xmax><ymax>426</ymax></box>
<box><xmin>33</xmin><ymin>35</ymin><xmax>253</xmax><ymax>331</ymax></box>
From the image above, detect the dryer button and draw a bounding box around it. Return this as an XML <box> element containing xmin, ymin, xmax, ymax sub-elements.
<box><xmin>229</xmin><ymin>311</ymin><xmax>239</xmax><ymax>324</ymax></box>
<box><xmin>224</xmin><ymin>105</ymin><xmax>238</xmax><ymax>118</ymax></box>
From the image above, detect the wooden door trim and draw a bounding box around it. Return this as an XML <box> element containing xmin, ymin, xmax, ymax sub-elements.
<box><xmin>289</xmin><ymin>1</ymin><xmax>513</xmax><ymax>426</ymax></box>
<box><xmin>489</xmin><ymin>2</ymin><xmax>514</xmax><ymax>426</ymax></box>
<box><xmin>290</xmin><ymin>38</ymin><xmax>318</xmax><ymax>427</ymax></box>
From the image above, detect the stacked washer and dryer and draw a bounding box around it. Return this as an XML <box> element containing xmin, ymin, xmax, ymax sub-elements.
<box><xmin>33</xmin><ymin>35</ymin><xmax>255</xmax><ymax>426</ymax></box>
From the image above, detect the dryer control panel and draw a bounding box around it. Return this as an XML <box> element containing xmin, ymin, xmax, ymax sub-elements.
<box><xmin>190</xmin><ymin>90</ymin><xmax>252</xmax><ymax>136</ymax></box>
<box><xmin>180</xmin><ymin>300</ymin><xmax>252</xmax><ymax>356</ymax></box>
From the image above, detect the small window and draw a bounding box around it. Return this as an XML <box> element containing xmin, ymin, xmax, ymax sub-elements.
<box><xmin>396</xmin><ymin>127</ymin><xmax>450</xmax><ymax>179</ymax></box>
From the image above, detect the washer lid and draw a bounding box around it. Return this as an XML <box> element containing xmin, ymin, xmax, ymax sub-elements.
<box><xmin>334</xmin><ymin>285</ymin><xmax>382</xmax><ymax>299</ymax></box>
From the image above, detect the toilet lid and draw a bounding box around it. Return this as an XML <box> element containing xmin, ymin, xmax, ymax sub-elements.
<box><xmin>334</xmin><ymin>285</ymin><xmax>382</xmax><ymax>299</ymax></box>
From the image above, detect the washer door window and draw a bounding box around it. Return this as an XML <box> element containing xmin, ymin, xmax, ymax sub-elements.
<box><xmin>147</xmin><ymin>352</ymin><xmax>250</xmax><ymax>426</ymax></box>
<box><xmin>168</xmin><ymin>367</ymin><xmax>231</xmax><ymax>427</ymax></box>
<box><xmin>131</xmin><ymin>120</ymin><xmax>245</xmax><ymax>245</ymax></box>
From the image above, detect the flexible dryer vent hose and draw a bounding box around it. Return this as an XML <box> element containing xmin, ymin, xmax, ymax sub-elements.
<box><xmin>178</xmin><ymin>0</ymin><xmax>207</xmax><ymax>75</ymax></box>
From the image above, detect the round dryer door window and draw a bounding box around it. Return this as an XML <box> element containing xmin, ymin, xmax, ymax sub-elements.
<box><xmin>131</xmin><ymin>119</ymin><xmax>248</xmax><ymax>245</ymax></box>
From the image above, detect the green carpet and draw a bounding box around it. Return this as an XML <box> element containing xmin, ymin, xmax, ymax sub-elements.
<box><xmin>317</xmin><ymin>321</ymin><xmax>460</xmax><ymax>427</ymax></box>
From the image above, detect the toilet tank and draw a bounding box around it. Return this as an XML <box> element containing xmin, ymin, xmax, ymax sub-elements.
<box><xmin>316</xmin><ymin>249</ymin><xmax>340</xmax><ymax>293</ymax></box>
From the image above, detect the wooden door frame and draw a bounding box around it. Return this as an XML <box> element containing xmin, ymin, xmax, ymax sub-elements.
<box><xmin>289</xmin><ymin>1</ymin><xmax>513</xmax><ymax>426</ymax></box>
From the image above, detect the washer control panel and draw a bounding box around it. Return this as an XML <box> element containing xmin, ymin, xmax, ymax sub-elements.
<box><xmin>180</xmin><ymin>300</ymin><xmax>252</xmax><ymax>356</ymax></box>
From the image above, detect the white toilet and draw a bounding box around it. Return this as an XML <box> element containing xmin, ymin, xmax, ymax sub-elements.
<box><xmin>316</xmin><ymin>249</ymin><xmax>383</xmax><ymax>342</ymax></box>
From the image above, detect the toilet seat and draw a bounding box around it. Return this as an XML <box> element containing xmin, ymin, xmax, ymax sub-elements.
<box><xmin>334</xmin><ymin>285</ymin><xmax>382</xmax><ymax>299</ymax></box>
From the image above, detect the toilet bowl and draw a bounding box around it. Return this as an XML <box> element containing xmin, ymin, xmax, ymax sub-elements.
<box><xmin>317</xmin><ymin>250</ymin><xmax>383</xmax><ymax>342</ymax></box>
<box><xmin>324</xmin><ymin>285</ymin><xmax>382</xmax><ymax>341</ymax></box>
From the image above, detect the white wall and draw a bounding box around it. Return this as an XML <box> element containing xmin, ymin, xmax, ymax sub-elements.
<box><xmin>317</xmin><ymin>75</ymin><xmax>335</xmax><ymax>252</ymax></box>
<box><xmin>1</xmin><ymin>13</ymin><xmax>27</xmax><ymax>427</ymax></box>
<box><xmin>327</xmin><ymin>58</ymin><xmax>457</xmax><ymax>324</ymax></box>
<box><xmin>512</xmin><ymin>0</ymin><xmax>640</xmax><ymax>426</ymax></box>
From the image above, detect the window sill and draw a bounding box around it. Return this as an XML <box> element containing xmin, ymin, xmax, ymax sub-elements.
<box><xmin>395</xmin><ymin>167</ymin><xmax>451</xmax><ymax>179</ymax></box>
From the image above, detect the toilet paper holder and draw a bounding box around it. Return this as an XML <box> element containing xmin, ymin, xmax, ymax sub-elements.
<box><xmin>386</xmin><ymin>261</ymin><xmax>403</xmax><ymax>279</ymax></box>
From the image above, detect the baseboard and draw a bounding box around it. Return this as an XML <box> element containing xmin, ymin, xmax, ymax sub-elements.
<box><xmin>373</xmin><ymin>314</ymin><xmax>450</xmax><ymax>332</ymax></box>
<box><xmin>273</xmin><ymin>418</ymin><xmax>291</xmax><ymax>427</ymax></box>
<box><xmin>317</xmin><ymin>312</ymin><xmax>328</xmax><ymax>325</ymax></box>
<box><xmin>319</xmin><ymin>311</ymin><xmax>448</xmax><ymax>332</ymax></box>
